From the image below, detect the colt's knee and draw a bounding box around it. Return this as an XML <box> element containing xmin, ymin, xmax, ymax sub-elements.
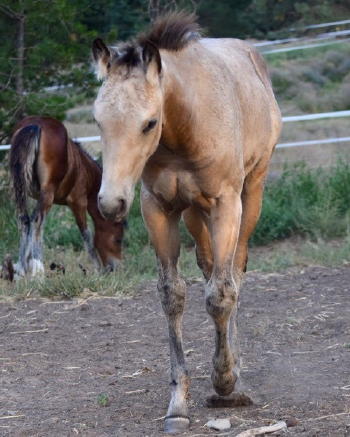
<box><xmin>158</xmin><ymin>276</ymin><xmax>186</xmax><ymax>317</ymax></box>
<box><xmin>205</xmin><ymin>277</ymin><xmax>238</xmax><ymax>320</ymax></box>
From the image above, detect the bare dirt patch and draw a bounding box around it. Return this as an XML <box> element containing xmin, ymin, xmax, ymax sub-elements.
<box><xmin>1</xmin><ymin>266</ymin><xmax>350</xmax><ymax>436</ymax></box>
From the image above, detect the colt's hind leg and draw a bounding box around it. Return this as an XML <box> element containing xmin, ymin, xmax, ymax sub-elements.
<box><xmin>206</xmin><ymin>192</ymin><xmax>243</xmax><ymax>398</ymax></box>
<box><xmin>234</xmin><ymin>166</ymin><xmax>268</xmax><ymax>285</ymax></box>
<box><xmin>183</xmin><ymin>206</ymin><xmax>213</xmax><ymax>280</ymax></box>
<box><xmin>16</xmin><ymin>215</ymin><xmax>31</xmax><ymax>276</ymax></box>
<box><xmin>30</xmin><ymin>191</ymin><xmax>53</xmax><ymax>276</ymax></box>
<box><xmin>141</xmin><ymin>189</ymin><xmax>189</xmax><ymax>434</ymax></box>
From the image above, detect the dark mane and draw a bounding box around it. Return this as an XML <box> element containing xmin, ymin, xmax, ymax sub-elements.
<box><xmin>138</xmin><ymin>11</ymin><xmax>201</xmax><ymax>51</ymax></box>
<box><xmin>109</xmin><ymin>12</ymin><xmax>201</xmax><ymax>71</ymax></box>
<box><xmin>73</xmin><ymin>140</ymin><xmax>102</xmax><ymax>171</ymax></box>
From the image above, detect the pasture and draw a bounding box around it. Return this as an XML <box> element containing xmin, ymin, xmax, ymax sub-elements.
<box><xmin>1</xmin><ymin>5</ymin><xmax>350</xmax><ymax>436</ymax></box>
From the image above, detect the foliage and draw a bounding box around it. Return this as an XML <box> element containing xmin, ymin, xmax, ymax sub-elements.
<box><xmin>252</xmin><ymin>161</ymin><xmax>350</xmax><ymax>245</ymax></box>
<box><xmin>196</xmin><ymin>0</ymin><xmax>350</xmax><ymax>39</ymax></box>
<box><xmin>0</xmin><ymin>0</ymin><xmax>97</xmax><ymax>140</ymax></box>
<box><xmin>249</xmin><ymin>236</ymin><xmax>350</xmax><ymax>272</ymax></box>
<box><xmin>2</xmin><ymin>161</ymin><xmax>350</xmax><ymax>272</ymax></box>
<box><xmin>2</xmin><ymin>160</ymin><xmax>350</xmax><ymax>295</ymax></box>
<box><xmin>197</xmin><ymin>0</ymin><xmax>251</xmax><ymax>38</ymax></box>
<box><xmin>97</xmin><ymin>393</ymin><xmax>110</xmax><ymax>407</ymax></box>
<box><xmin>1</xmin><ymin>0</ymin><xmax>349</xmax><ymax>141</ymax></box>
<box><xmin>249</xmin><ymin>0</ymin><xmax>348</xmax><ymax>38</ymax></box>
<box><xmin>80</xmin><ymin>0</ymin><xmax>148</xmax><ymax>41</ymax></box>
<box><xmin>269</xmin><ymin>44</ymin><xmax>350</xmax><ymax>113</ymax></box>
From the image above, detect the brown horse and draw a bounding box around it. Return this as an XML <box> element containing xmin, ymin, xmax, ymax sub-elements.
<box><xmin>9</xmin><ymin>116</ymin><xmax>124</xmax><ymax>277</ymax></box>
<box><xmin>92</xmin><ymin>13</ymin><xmax>281</xmax><ymax>433</ymax></box>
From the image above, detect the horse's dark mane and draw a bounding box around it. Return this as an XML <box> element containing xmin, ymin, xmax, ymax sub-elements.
<box><xmin>73</xmin><ymin>140</ymin><xmax>102</xmax><ymax>171</ymax></box>
<box><xmin>111</xmin><ymin>12</ymin><xmax>201</xmax><ymax>70</ymax></box>
<box><xmin>138</xmin><ymin>11</ymin><xmax>201</xmax><ymax>51</ymax></box>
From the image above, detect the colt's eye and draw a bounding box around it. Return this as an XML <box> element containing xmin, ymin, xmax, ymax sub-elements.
<box><xmin>142</xmin><ymin>119</ymin><xmax>157</xmax><ymax>134</ymax></box>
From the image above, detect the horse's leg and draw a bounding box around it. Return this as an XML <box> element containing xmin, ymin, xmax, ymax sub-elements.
<box><xmin>205</xmin><ymin>190</ymin><xmax>243</xmax><ymax>398</ymax></box>
<box><xmin>183</xmin><ymin>206</ymin><xmax>213</xmax><ymax>280</ymax></box>
<box><xmin>234</xmin><ymin>166</ymin><xmax>268</xmax><ymax>284</ymax></box>
<box><xmin>68</xmin><ymin>201</ymin><xmax>101</xmax><ymax>270</ymax></box>
<box><xmin>184</xmin><ymin>204</ymin><xmax>251</xmax><ymax>407</ymax></box>
<box><xmin>15</xmin><ymin>215</ymin><xmax>31</xmax><ymax>276</ymax></box>
<box><xmin>141</xmin><ymin>189</ymin><xmax>189</xmax><ymax>433</ymax></box>
<box><xmin>29</xmin><ymin>190</ymin><xmax>53</xmax><ymax>276</ymax></box>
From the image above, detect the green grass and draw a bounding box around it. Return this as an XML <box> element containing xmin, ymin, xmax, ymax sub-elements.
<box><xmin>266</xmin><ymin>42</ymin><xmax>350</xmax><ymax>67</ymax></box>
<box><xmin>0</xmin><ymin>191</ymin><xmax>83</xmax><ymax>259</ymax></box>
<box><xmin>252</xmin><ymin>161</ymin><xmax>350</xmax><ymax>245</ymax></box>
<box><xmin>2</xmin><ymin>160</ymin><xmax>350</xmax><ymax>296</ymax></box>
<box><xmin>267</xmin><ymin>44</ymin><xmax>350</xmax><ymax>115</ymax></box>
<box><xmin>249</xmin><ymin>236</ymin><xmax>350</xmax><ymax>272</ymax></box>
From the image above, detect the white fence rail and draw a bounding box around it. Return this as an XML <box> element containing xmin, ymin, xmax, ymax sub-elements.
<box><xmin>1</xmin><ymin>109</ymin><xmax>350</xmax><ymax>151</ymax></box>
<box><xmin>283</xmin><ymin>110</ymin><xmax>350</xmax><ymax>122</ymax></box>
<box><xmin>290</xmin><ymin>19</ymin><xmax>350</xmax><ymax>31</ymax></box>
<box><xmin>255</xmin><ymin>29</ymin><xmax>350</xmax><ymax>47</ymax></box>
<box><xmin>261</xmin><ymin>38</ymin><xmax>349</xmax><ymax>54</ymax></box>
<box><xmin>276</xmin><ymin>136</ymin><xmax>350</xmax><ymax>149</ymax></box>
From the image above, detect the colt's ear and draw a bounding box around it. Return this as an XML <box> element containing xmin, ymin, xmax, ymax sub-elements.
<box><xmin>92</xmin><ymin>38</ymin><xmax>111</xmax><ymax>80</ymax></box>
<box><xmin>142</xmin><ymin>40</ymin><xmax>162</xmax><ymax>83</ymax></box>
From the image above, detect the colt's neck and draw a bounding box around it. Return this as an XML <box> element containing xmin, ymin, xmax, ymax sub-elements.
<box><xmin>160</xmin><ymin>59</ymin><xmax>194</xmax><ymax>156</ymax></box>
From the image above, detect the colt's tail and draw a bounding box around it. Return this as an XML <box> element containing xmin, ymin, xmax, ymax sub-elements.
<box><xmin>9</xmin><ymin>125</ymin><xmax>41</xmax><ymax>228</ymax></box>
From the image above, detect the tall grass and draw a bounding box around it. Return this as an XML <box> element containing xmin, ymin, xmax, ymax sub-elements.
<box><xmin>269</xmin><ymin>44</ymin><xmax>350</xmax><ymax>114</ymax></box>
<box><xmin>2</xmin><ymin>160</ymin><xmax>350</xmax><ymax>295</ymax></box>
<box><xmin>3</xmin><ymin>160</ymin><xmax>350</xmax><ymax>252</ymax></box>
<box><xmin>252</xmin><ymin>161</ymin><xmax>350</xmax><ymax>244</ymax></box>
<box><xmin>2</xmin><ymin>160</ymin><xmax>350</xmax><ymax>258</ymax></box>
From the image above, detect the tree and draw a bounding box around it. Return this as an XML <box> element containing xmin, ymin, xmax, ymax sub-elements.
<box><xmin>80</xmin><ymin>0</ymin><xmax>149</xmax><ymax>41</ymax></box>
<box><xmin>196</xmin><ymin>0</ymin><xmax>252</xmax><ymax>38</ymax></box>
<box><xmin>241</xmin><ymin>0</ymin><xmax>350</xmax><ymax>39</ymax></box>
<box><xmin>0</xmin><ymin>0</ymin><xmax>96</xmax><ymax>141</ymax></box>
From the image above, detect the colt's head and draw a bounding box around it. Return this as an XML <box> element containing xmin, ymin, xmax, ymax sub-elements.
<box><xmin>94</xmin><ymin>219</ymin><xmax>126</xmax><ymax>272</ymax></box>
<box><xmin>92</xmin><ymin>38</ymin><xmax>163</xmax><ymax>222</ymax></box>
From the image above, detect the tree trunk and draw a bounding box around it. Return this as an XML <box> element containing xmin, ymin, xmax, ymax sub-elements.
<box><xmin>16</xmin><ymin>14</ymin><xmax>24</xmax><ymax>97</ymax></box>
<box><xmin>15</xmin><ymin>12</ymin><xmax>25</xmax><ymax>120</ymax></box>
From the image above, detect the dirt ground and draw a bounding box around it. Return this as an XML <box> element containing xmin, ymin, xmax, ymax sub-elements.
<box><xmin>1</xmin><ymin>266</ymin><xmax>350</xmax><ymax>436</ymax></box>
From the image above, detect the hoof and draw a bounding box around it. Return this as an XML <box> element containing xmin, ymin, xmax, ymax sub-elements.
<box><xmin>212</xmin><ymin>370</ymin><xmax>237</xmax><ymax>396</ymax></box>
<box><xmin>206</xmin><ymin>392</ymin><xmax>253</xmax><ymax>408</ymax></box>
<box><xmin>164</xmin><ymin>416</ymin><xmax>190</xmax><ymax>434</ymax></box>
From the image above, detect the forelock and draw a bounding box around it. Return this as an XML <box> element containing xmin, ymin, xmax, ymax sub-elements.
<box><xmin>105</xmin><ymin>12</ymin><xmax>201</xmax><ymax>74</ymax></box>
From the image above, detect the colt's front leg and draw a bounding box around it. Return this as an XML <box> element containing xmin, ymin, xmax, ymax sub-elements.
<box><xmin>206</xmin><ymin>191</ymin><xmax>243</xmax><ymax>399</ymax></box>
<box><xmin>69</xmin><ymin>201</ymin><xmax>101</xmax><ymax>271</ymax></box>
<box><xmin>141</xmin><ymin>188</ymin><xmax>189</xmax><ymax>434</ymax></box>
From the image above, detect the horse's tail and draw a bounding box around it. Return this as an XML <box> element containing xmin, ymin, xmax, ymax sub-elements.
<box><xmin>9</xmin><ymin>124</ymin><xmax>41</xmax><ymax>228</ymax></box>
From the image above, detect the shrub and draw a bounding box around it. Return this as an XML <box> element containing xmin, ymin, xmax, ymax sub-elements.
<box><xmin>251</xmin><ymin>161</ymin><xmax>350</xmax><ymax>245</ymax></box>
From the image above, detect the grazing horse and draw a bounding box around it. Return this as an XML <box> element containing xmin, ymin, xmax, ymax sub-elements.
<box><xmin>92</xmin><ymin>12</ymin><xmax>281</xmax><ymax>433</ymax></box>
<box><xmin>9</xmin><ymin>116</ymin><xmax>124</xmax><ymax>276</ymax></box>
